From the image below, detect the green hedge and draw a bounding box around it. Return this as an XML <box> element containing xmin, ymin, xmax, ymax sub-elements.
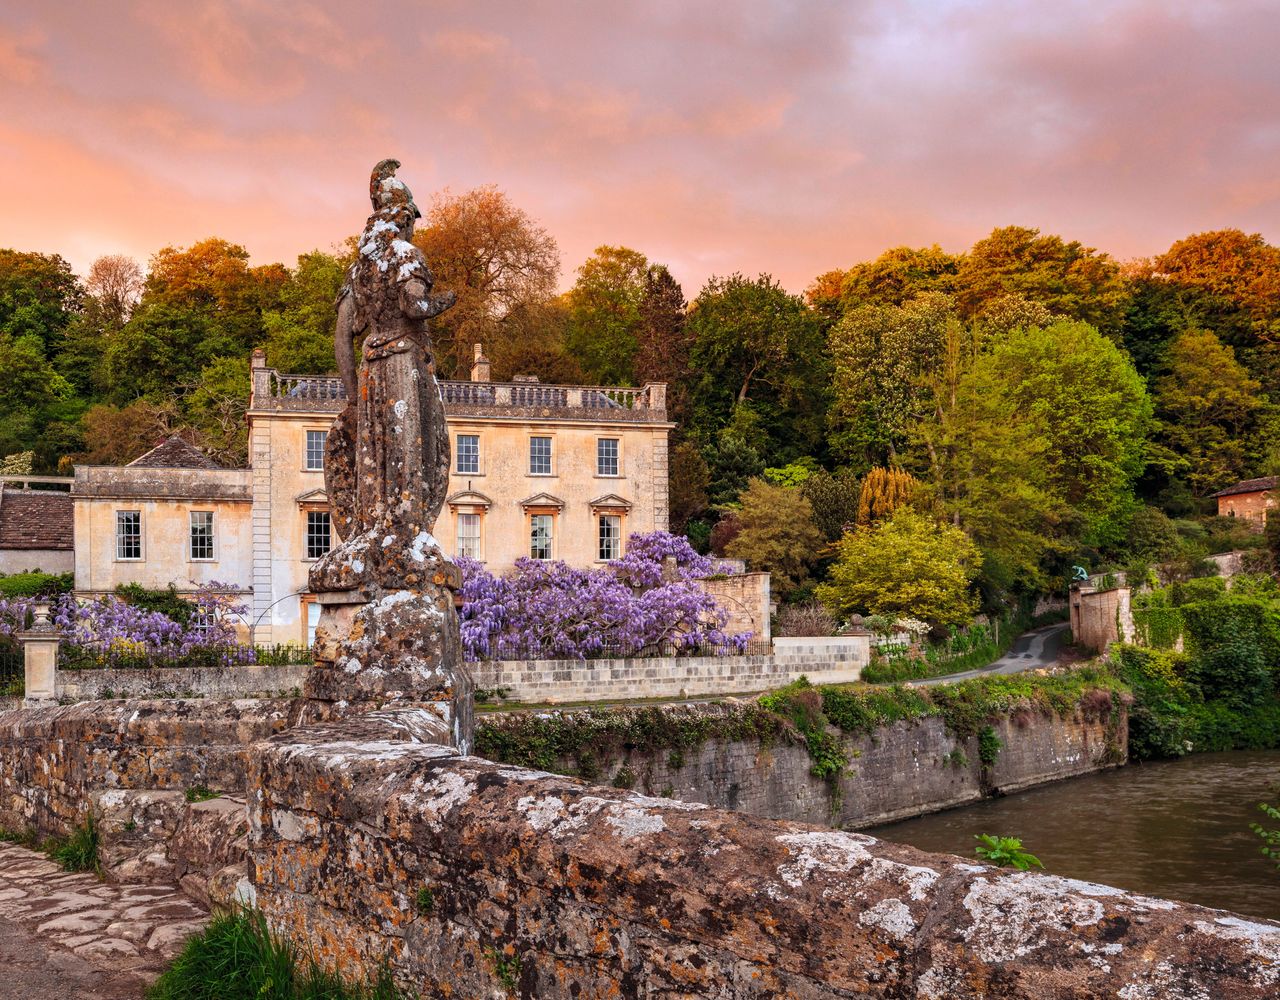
<box><xmin>0</xmin><ymin>571</ymin><xmax>73</xmax><ymax>598</ymax></box>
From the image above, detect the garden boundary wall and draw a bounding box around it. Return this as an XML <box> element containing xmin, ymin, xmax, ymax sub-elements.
<box><xmin>476</xmin><ymin>696</ymin><xmax>1128</xmax><ymax>829</ymax></box>
<box><xmin>699</xmin><ymin>571</ymin><xmax>771</xmax><ymax>641</ymax></box>
<box><xmin>55</xmin><ymin>663</ymin><xmax>309</xmax><ymax>703</ymax></box>
<box><xmin>0</xmin><ymin>699</ymin><xmax>1276</xmax><ymax>997</ymax></box>
<box><xmin>470</xmin><ymin>636</ymin><xmax>869</xmax><ymax>703</ymax></box>
<box><xmin>1070</xmin><ymin>583</ymin><xmax>1135</xmax><ymax>653</ymax></box>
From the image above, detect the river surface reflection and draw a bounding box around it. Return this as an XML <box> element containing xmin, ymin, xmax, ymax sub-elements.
<box><xmin>869</xmin><ymin>750</ymin><xmax>1280</xmax><ymax>920</ymax></box>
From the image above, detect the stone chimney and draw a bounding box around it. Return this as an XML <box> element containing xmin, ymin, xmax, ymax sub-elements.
<box><xmin>470</xmin><ymin>343</ymin><xmax>491</xmax><ymax>383</ymax></box>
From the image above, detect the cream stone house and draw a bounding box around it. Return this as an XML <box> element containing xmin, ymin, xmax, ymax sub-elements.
<box><xmin>73</xmin><ymin>347</ymin><xmax>673</xmax><ymax>645</ymax></box>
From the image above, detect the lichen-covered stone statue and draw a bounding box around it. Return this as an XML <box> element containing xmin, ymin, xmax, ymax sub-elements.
<box><xmin>306</xmin><ymin>159</ymin><xmax>473</xmax><ymax>751</ymax></box>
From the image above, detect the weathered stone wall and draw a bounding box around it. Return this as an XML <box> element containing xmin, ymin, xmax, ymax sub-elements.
<box><xmin>0</xmin><ymin>698</ymin><xmax>295</xmax><ymax>837</ymax></box>
<box><xmin>478</xmin><ymin>700</ymin><xmax>1126</xmax><ymax>829</ymax></box>
<box><xmin>470</xmin><ymin>640</ymin><xmax>868</xmax><ymax>703</ymax></box>
<box><xmin>56</xmin><ymin>664</ymin><xmax>308</xmax><ymax>703</ymax></box>
<box><xmin>247</xmin><ymin>708</ymin><xmax>1280</xmax><ymax>999</ymax></box>
<box><xmin>700</xmin><ymin>571</ymin><xmax>771</xmax><ymax>640</ymax></box>
<box><xmin>1070</xmin><ymin>585</ymin><xmax>1135</xmax><ymax>653</ymax></box>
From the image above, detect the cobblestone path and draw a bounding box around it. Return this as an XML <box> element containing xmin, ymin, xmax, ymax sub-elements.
<box><xmin>0</xmin><ymin>841</ymin><xmax>208</xmax><ymax>999</ymax></box>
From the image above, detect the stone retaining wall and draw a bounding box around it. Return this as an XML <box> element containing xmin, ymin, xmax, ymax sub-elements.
<box><xmin>478</xmin><ymin>698</ymin><xmax>1126</xmax><ymax>829</ymax></box>
<box><xmin>56</xmin><ymin>664</ymin><xmax>309</xmax><ymax>703</ymax></box>
<box><xmin>247</xmin><ymin>708</ymin><xmax>1280</xmax><ymax>998</ymax></box>
<box><xmin>471</xmin><ymin>641</ymin><xmax>868</xmax><ymax>703</ymax></box>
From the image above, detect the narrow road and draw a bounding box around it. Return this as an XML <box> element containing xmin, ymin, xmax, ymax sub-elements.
<box><xmin>909</xmin><ymin>621</ymin><xmax>1071</xmax><ymax>687</ymax></box>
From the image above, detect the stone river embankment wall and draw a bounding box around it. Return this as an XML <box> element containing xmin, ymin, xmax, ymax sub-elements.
<box><xmin>0</xmin><ymin>699</ymin><xmax>1277</xmax><ymax>998</ymax></box>
<box><xmin>478</xmin><ymin>697</ymin><xmax>1127</xmax><ymax>829</ymax></box>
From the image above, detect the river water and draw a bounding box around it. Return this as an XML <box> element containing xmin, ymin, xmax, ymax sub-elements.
<box><xmin>869</xmin><ymin>750</ymin><xmax>1280</xmax><ymax>921</ymax></box>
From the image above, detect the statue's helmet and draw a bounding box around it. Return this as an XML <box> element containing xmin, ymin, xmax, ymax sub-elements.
<box><xmin>369</xmin><ymin>159</ymin><xmax>421</xmax><ymax>219</ymax></box>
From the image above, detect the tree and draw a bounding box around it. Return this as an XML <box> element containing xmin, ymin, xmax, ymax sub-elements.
<box><xmin>828</xmin><ymin>292</ymin><xmax>956</xmax><ymax>466</ymax></box>
<box><xmin>688</xmin><ymin>273</ymin><xmax>827</xmax><ymax>460</ymax></box>
<box><xmin>857</xmin><ymin>468</ymin><xmax>921</xmax><ymax>526</ymax></box>
<box><xmin>0</xmin><ymin>249</ymin><xmax>82</xmax><ymax>353</ymax></box>
<box><xmin>836</xmin><ymin>245</ymin><xmax>960</xmax><ymax>311</ymax></box>
<box><xmin>800</xmin><ymin>467</ymin><xmax>860</xmax><ymax>543</ymax></box>
<box><xmin>1152</xmin><ymin>329</ymin><xmax>1265</xmax><ymax>496</ymax></box>
<box><xmin>634</xmin><ymin>265</ymin><xmax>693</xmax><ymax>426</ymax></box>
<box><xmin>724</xmin><ymin>479</ymin><xmax>823</xmax><ymax>593</ymax></box>
<box><xmin>668</xmin><ymin>441</ymin><xmax>710</xmax><ymax>532</ymax></box>
<box><xmin>816</xmin><ymin>510</ymin><xmax>980</xmax><ymax>627</ymax></box>
<box><xmin>262</xmin><ymin>250</ymin><xmax>350</xmax><ymax>374</ymax></box>
<box><xmin>954</xmin><ymin>226</ymin><xmax>1128</xmax><ymax>335</ymax></box>
<box><xmin>77</xmin><ymin>399</ymin><xmax>191</xmax><ymax>466</ymax></box>
<box><xmin>413</xmin><ymin>185</ymin><xmax>560</xmax><ymax>377</ymax></box>
<box><xmin>564</xmin><ymin>245</ymin><xmax>648</xmax><ymax>385</ymax></box>
<box><xmin>1155</xmin><ymin>230</ymin><xmax>1280</xmax><ymax>349</ymax></box>
<box><xmin>183</xmin><ymin>356</ymin><xmax>251</xmax><ymax>466</ymax></box>
<box><xmin>84</xmin><ymin>255</ymin><xmax>143</xmax><ymax>328</ymax></box>
<box><xmin>104</xmin><ymin>303</ymin><xmax>211</xmax><ymax>402</ymax></box>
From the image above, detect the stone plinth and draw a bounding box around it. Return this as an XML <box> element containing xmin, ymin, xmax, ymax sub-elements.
<box><xmin>19</xmin><ymin>629</ymin><xmax>60</xmax><ymax>708</ymax></box>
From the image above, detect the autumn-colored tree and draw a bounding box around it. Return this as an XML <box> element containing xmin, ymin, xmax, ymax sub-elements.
<box><xmin>1152</xmin><ymin>329</ymin><xmax>1265</xmax><ymax>496</ymax></box>
<box><xmin>816</xmin><ymin>509</ymin><xmax>980</xmax><ymax>627</ymax></box>
<box><xmin>84</xmin><ymin>255</ymin><xmax>144</xmax><ymax>329</ymax></box>
<box><xmin>77</xmin><ymin>399</ymin><xmax>193</xmax><ymax>467</ymax></box>
<box><xmin>857</xmin><ymin>468</ymin><xmax>921</xmax><ymax>526</ymax></box>
<box><xmin>565</xmin><ymin>245</ymin><xmax>648</xmax><ymax>385</ymax></box>
<box><xmin>725</xmin><ymin>479</ymin><xmax>824</xmax><ymax>593</ymax></box>
<box><xmin>955</xmin><ymin>226</ymin><xmax>1128</xmax><ymax>335</ymax></box>
<box><xmin>413</xmin><ymin>185</ymin><xmax>559</xmax><ymax>377</ymax></box>
<box><xmin>1155</xmin><ymin>230</ymin><xmax>1280</xmax><ymax>346</ymax></box>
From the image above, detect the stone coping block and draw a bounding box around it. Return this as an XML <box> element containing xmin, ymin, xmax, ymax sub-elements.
<box><xmin>248</xmin><ymin>707</ymin><xmax>1280</xmax><ymax>998</ymax></box>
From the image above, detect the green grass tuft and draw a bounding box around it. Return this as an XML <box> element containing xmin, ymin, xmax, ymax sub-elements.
<box><xmin>147</xmin><ymin>908</ymin><xmax>410</xmax><ymax>1000</ymax></box>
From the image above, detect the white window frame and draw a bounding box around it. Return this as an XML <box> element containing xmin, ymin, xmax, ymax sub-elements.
<box><xmin>305</xmin><ymin>429</ymin><xmax>328</xmax><ymax>471</ymax></box>
<box><xmin>598</xmin><ymin>513</ymin><xmax>622</xmax><ymax>561</ymax></box>
<box><xmin>530</xmin><ymin>513</ymin><xmax>554</xmax><ymax>560</ymax></box>
<box><xmin>529</xmin><ymin>436</ymin><xmax>553</xmax><ymax>476</ymax></box>
<box><xmin>115</xmin><ymin>510</ymin><xmax>142</xmax><ymax>561</ymax></box>
<box><xmin>597</xmin><ymin>438</ymin><xmax>620</xmax><ymax>477</ymax></box>
<box><xmin>305</xmin><ymin>511</ymin><xmax>332</xmax><ymax>561</ymax></box>
<box><xmin>456</xmin><ymin>512</ymin><xmax>482</xmax><ymax>559</ymax></box>
<box><xmin>456</xmin><ymin>433</ymin><xmax>481</xmax><ymax>475</ymax></box>
<box><xmin>189</xmin><ymin>511</ymin><xmax>215</xmax><ymax>561</ymax></box>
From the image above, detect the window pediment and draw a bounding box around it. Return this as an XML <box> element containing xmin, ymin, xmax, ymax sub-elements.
<box><xmin>447</xmin><ymin>489</ymin><xmax>493</xmax><ymax>510</ymax></box>
<box><xmin>589</xmin><ymin>493</ymin><xmax>632</xmax><ymax>513</ymax></box>
<box><xmin>519</xmin><ymin>491</ymin><xmax>565</xmax><ymax>512</ymax></box>
<box><xmin>296</xmin><ymin>488</ymin><xmax>330</xmax><ymax>511</ymax></box>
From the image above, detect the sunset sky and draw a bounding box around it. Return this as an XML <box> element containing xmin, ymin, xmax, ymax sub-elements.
<box><xmin>2</xmin><ymin>0</ymin><xmax>1277</xmax><ymax>294</ymax></box>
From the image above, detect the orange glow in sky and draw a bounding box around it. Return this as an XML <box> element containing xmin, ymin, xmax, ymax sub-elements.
<box><xmin>2</xmin><ymin>1</ymin><xmax>1277</xmax><ymax>293</ymax></box>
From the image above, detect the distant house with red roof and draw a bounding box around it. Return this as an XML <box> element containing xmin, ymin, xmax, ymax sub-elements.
<box><xmin>0</xmin><ymin>484</ymin><xmax>73</xmax><ymax>574</ymax></box>
<box><xmin>1212</xmin><ymin>475</ymin><xmax>1277</xmax><ymax>528</ymax></box>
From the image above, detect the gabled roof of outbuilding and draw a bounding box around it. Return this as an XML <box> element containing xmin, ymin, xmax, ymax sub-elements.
<box><xmin>1212</xmin><ymin>476</ymin><xmax>1278</xmax><ymax>498</ymax></box>
<box><xmin>0</xmin><ymin>487</ymin><xmax>73</xmax><ymax>551</ymax></box>
<box><xmin>127</xmin><ymin>437</ymin><xmax>222</xmax><ymax>470</ymax></box>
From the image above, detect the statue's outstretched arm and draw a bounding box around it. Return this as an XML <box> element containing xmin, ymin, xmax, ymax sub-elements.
<box><xmin>400</xmin><ymin>276</ymin><xmax>456</xmax><ymax>320</ymax></box>
<box><xmin>335</xmin><ymin>287</ymin><xmax>358</xmax><ymax>398</ymax></box>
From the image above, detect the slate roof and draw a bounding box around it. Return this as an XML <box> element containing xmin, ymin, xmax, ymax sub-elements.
<box><xmin>1212</xmin><ymin>475</ymin><xmax>1278</xmax><ymax>499</ymax></box>
<box><xmin>126</xmin><ymin>437</ymin><xmax>222</xmax><ymax>470</ymax></box>
<box><xmin>0</xmin><ymin>487</ymin><xmax>73</xmax><ymax>551</ymax></box>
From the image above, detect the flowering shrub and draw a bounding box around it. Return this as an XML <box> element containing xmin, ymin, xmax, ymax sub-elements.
<box><xmin>0</xmin><ymin>582</ymin><xmax>255</xmax><ymax>669</ymax></box>
<box><xmin>458</xmin><ymin>532</ymin><xmax>750</xmax><ymax>660</ymax></box>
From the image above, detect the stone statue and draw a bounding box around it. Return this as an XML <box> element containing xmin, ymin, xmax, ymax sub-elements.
<box><xmin>306</xmin><ymin>160</ymin><xmax>473</xmax><ymax>750</ymax></box>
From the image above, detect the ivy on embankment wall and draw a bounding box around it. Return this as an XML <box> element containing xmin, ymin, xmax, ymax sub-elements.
<box><xmin>475</xmin><ymin>667</ymin><xmax>1130</xmax><ymax>829</ymax></box>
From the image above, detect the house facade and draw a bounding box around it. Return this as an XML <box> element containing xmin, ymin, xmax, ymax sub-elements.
<box><xmin>1213</xmin><ymin>475</ymin><xmax>1277</xmax><ymax>528</ymax></box>
<box><xmin>73</xmin><ymin>348</ymin><xmax>673</xmax><ymax>645</ymax></box>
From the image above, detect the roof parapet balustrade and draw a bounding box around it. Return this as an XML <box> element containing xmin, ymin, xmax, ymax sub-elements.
<box><xmin>250</xmin><ymin>360</ymin><xmax>669</xmax><ymax>424</ymax></box>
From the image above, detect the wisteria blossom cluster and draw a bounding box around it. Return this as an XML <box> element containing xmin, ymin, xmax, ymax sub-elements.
<box><xmin>458</xmin><ymin>531</ymin><xmax>750</xmax><ymax>661</ymax></box>
<box><xmin>0</xmin><ymin>583</ymin><xmax>254</xmax><ymax>669</ymax></box>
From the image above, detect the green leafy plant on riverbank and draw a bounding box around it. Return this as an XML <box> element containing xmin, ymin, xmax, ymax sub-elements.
<box><xmin>974</xmin><ymin>834</ymin><xmax>1044</xmax><ymax>870</ymax></box>
<box><xmin>147</xmin><ymin>908</ymin><xmax>408</xmax><ymax>1000</ymax></box>
<box><xmin>1252</xmin><ymin>800</ymin><xmax>1280</xmax><ymax>870</ymax></box>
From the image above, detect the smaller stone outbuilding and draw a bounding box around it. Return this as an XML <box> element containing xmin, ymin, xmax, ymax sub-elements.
<box><xmin>1212</xmin><ymin>475</ymin><xmax>1276</xmax><ymax>528</ymax></box>
<box><xmin>0</xmin><ymin>485</ymin><xmax>73</xmax><ymax>575</ymax></box>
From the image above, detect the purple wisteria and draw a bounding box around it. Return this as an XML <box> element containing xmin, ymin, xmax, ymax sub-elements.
<box><xmin>0</xmin><ymin>583</ymin><xmax>254</xmax><ymax>669</ymax></box>
<box><xmin>458</xmin><ymin>531</ymin><xmax>750</xmax><ymax>661</ymax></box>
